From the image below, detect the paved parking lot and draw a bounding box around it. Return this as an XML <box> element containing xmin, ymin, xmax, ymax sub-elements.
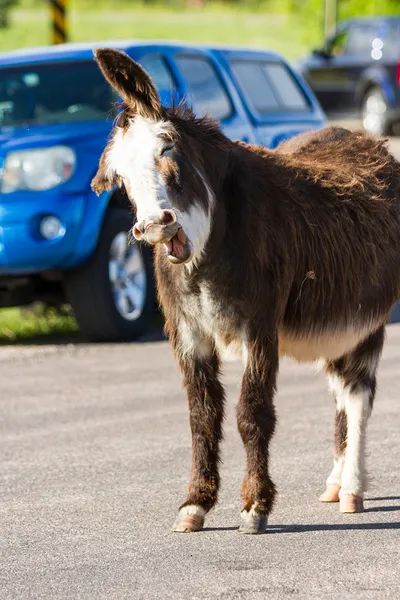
<box><xmin>1</xmin><ymin>136</ymin><xmax>400</xmax><ymax>600</ymax></box>
<box><xmin>2</xmin><ymin>324</ymin><xmax>400</xmax><ymax>600</ymax></box>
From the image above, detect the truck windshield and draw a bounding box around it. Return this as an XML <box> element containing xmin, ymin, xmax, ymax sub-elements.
<box><xmin>0</xmin><ymin>60</ymin><xmax>117</xmax><ymax>127</ymax></box>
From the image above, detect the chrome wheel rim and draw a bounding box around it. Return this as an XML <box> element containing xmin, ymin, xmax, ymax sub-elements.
<box><xmin>362</xmin><ymin>91</ymin><xmax>387</xmax><ymax>136</ymax></box>
<box><xmin>109</xmin><ymin>232</ymin><xmax>147</xmax><ymax>321</ymax></box>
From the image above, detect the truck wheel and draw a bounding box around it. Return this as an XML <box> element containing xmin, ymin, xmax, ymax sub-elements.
<box><xmin>65</xmin><ymin>207</ymin><xmax>155</xmax><ymax>342</ymax></box>
<box><xmin>362</xmin><ymin>87</ymin><xmax>390</xmax><ymax>137</ymax></box>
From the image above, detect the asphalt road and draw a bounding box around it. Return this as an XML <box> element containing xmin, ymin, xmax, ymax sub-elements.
<box><xmin>1</xmin><ymin>137</ymin><xmax>400</xmax><ymax>600</ymax></box>
<box><xmin>2</xmin><ymin>324</ymin><xmax>400</xmax><ymax>600</ymax></box>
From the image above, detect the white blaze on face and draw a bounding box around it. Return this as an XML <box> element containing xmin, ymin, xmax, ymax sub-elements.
<box><xmin>107</xmin><ymin>115</ymin><xmax>171</xmax><ymax>223</ymax></box>
<box><xmin>107</xmin><ymin>114</ymin><xmax>214</xmax><ymax>265</ymax></box>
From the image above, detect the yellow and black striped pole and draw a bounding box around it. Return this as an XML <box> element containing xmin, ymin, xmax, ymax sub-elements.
<box><xmin>51</xmin><ymin>0</ymin><xmax>69</xmax><ymax>45</ymax></box>
<box><xmin>324</xmin><ymin>0</ymin><xmax>338</xmax><ymax>37</ymax></box>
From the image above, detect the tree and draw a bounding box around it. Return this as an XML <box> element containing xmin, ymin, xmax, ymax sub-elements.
<box><xmin>0</xmin><ymin>0</ymin><xmax>17</xmax><ymax>29</ymax></box>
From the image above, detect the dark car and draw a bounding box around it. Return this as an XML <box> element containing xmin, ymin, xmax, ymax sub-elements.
<box><xmin>297</xmin><ymin>16</ymin><xmax>400</xmax><ymax>136</ymax></box>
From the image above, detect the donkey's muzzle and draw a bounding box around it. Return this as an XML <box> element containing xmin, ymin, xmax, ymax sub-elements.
<box><xmin>133</xmin><ymin>209</ymin><xmax>178</xmax><ymax>244</ymax></box>
<box><xmin>133</xmin><ymin>209</ymin><xmax>193</xmax><ymax>264</ymax></box>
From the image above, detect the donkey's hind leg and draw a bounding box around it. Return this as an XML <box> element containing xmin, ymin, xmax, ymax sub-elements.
<box><xmin>319</xmin><ymin>407</ymin><xmax>347</xmax><ymax>503</ymax></box>
<box><xmin>322</xmin><ymin>326</ymin><xmax>385</xmax><ymax>513</ymax></box>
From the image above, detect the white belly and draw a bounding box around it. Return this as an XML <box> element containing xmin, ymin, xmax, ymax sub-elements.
<box><xmin>278</xmin><ymin>323</ymin><xmax>381</xmax><ymax>362</ymax></box>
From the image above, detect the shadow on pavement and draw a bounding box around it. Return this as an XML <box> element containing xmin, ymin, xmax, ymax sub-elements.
<box><xmin>367</xmin><ymin>496</ymin><xmax>400</xmax><ymax>502</ymax></box>
<box><xmin>364</xmin><ymin>506</ymin><xmax>400</xmax><ymax>513</ymax></box>
<box><xmin>203</xmin><ymin>520</ymin><xmax>400</xmax><ymax>534</ymax></box>
<box><xmin>267</xmin><ymin>522</ymin><xmax>400</xmax><ymax>533</ymax></box>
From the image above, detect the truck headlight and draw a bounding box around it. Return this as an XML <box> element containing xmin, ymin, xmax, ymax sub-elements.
<box><xmin>1</xmin><ymin>146</ymin><xmax>76</xmax><ymax>193</ymax></box>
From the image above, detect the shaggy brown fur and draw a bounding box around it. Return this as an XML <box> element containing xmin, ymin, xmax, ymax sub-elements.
<box><xmin>92</xmin><ymin>48</ymin><xmax>400</xmax><ymax>533</ymax></box>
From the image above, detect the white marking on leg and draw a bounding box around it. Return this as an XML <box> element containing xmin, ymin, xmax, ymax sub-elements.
<box><xmin>326</xmin><ymin>456</ymin><xmax>344</xmax><ymax>487</ymax></box>
<box><xmin>327</xmin><ymin>373</ymin><xmax>346</xmax><ymax>411</ymax></box>
<box><xmin>240</xmin><ymin>504</ymin><xmax>261</xmax><ymax>521</ymax></box>
<box><xmin>340</xmin><ymin>386</ymin><xmax>371</xmax><ymax>498</ymax></box>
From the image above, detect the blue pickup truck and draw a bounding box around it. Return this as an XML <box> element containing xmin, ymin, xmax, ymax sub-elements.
<box><xmin>0</xmin><ymin>40</ymin><xmax>326</xmax><ymax>341</ymax></box>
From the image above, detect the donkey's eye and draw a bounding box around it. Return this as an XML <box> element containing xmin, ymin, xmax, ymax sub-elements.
<box><xmin>160</xmin><ymin>144</ymin><xmax>174</xmax><ymax>158</ymax></box>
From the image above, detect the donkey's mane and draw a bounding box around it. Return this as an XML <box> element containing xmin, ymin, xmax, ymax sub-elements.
<box><xmin>237</xmin><ymin>128</ymin><xmax>396</xmax><ymax>201</ymax></box>
<box><xmin>114</xmin><ymin>95</ymin><xmax>396</xmax><ymax>204</ymax></box>
<box><xmin>166</xmin><ymin>102</ymin><xmax>229</xmax><ymax>149</ymax></box>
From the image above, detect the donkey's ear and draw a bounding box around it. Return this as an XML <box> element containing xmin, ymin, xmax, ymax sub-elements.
<box><xmin>94</xmin><ymin>48</ymin><xmax>161</xmax><ymax>118</ymax></box>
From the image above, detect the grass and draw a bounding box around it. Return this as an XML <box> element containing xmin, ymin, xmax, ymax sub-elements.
<box><xmin>0</xmin><ymin>307</ymin><xmax>79</xmax><ymax>345</ymax></box>
<box><xmin>0</xmin><ymin>3</ymin><xmax>321</xmax><ymax>59</ymax></box>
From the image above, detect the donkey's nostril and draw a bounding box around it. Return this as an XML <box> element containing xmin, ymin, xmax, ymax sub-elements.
<box><xmin>160</xmin><ymin>209</ymin><xmax>176</xmax><ymax>226</ymax></box>
<box><xmin>133</xmin><ymin>222</ymin><xmax>144</xmax><ymax>239</ymax></box>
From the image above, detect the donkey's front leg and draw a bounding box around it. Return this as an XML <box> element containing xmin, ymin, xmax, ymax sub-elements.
<box><xmin>237</xmin><ymin>334</ymin><xmax>278</xmax><ymax>534</ymax></box>
<box><xmin>173</xmin><ymin>344</ymin><xmax>225</xmax><ymax>533</ymax></box>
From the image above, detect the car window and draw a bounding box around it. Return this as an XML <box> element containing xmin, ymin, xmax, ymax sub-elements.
<box><xmin>347</xmin><ymin>25</ymin><xmax>377</xmax><ymax>56</ymax></box>
<box><xmin>327</xmin><ymin>30</ymin><xmax>349</xmax><ymax>56</ymax></box>
<box><xmin>174</xmin><ymin>55</ymin><xmax>233</xmax><ymax>121</ymax></box>
<box><xmin>139</xmin><ymin>55</ymin><xmax>176</xmax><ymax>92</ymax></box>
<box><xmin>382</xmin><ymin>21</ymin><xmax>400</xmax><ymax>55</ymax></box>
<box><xmin>0</xmin><ymin>61</ymin><xmax>117</xmax><ymax>128</ymax></box>
<box><xmin>231</xmin><ymin>59</ymin><xmax>310</xmax><ymax>114</ymax></box>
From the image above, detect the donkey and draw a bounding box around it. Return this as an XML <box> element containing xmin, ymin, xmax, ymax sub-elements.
<box><xmin>92</xmin><ymin>48</ymin><xmax>400</xmax><ymax>534</ymax></box>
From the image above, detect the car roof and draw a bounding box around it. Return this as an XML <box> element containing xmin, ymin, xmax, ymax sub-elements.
<box><xmin>0</xmin><ymin>40</ymin><xmax>283</xmax><ymax>67</ymax></box>
<box><xmin>338</xmin><ymin>15</ymin><xmax>400</xmax><ymax>29</ymax></box>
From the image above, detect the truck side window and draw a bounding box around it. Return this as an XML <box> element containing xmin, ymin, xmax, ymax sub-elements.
<box><xmin>346</xmin><ymin>25</ymin><xmax>377</xmax><ymax>56</ymax></box>
<box><xmin>139</xmin><ymin>55</ymin><xmax>176</xmax><ymax>92</ymax></box>
<box><xmin>231</xmin><ymin>59</ymin><xmax>310</xmax><ymax>114</ymax></box>
<box><xmin>175</xmin><ymin>55</ymin><xmax>233</xmax><ymax>121</ymax></box>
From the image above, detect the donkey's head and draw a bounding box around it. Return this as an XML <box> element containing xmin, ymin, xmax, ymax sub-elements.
<box><xmin>92</xmin><ymin>48</ymin><xmax>224</xmax><ymax>265</ymax></box>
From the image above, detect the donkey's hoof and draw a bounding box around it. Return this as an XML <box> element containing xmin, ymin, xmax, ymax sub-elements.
<box><xmin>173</xmin><ymin>506</ymin><xmax>205</xmax><ymax>533</ymax></box>
<box><xmin>319</xmin><ymin>484</ymin><xmax>341</xmax><ymax>503</ymax></box>
<box><xmin>339</xmin><ymin>494</ymin><xmax>364</xmax><ymax>513</ymax></box>
<box><xmin>238</xmin><ymin>510</ymin><xmax>268</xmax><ymax>534</ymax></box>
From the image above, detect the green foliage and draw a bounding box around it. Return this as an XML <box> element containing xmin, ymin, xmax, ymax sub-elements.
<box><xmin>285</xmin><ymin>0</ymin><xmax>400</xmax><ymax>30</ymax></box>
<box><xmin>0</xmin><ymin>5</ymin><xmax>313</xmax><ymax>58</ymax></box>
<box><xmin>338</xmin><ymin>0</ymin><xmax>399</xmax><ymax>18</ymax></box>
<box><xmin>0</xmin><ymin>306</ymin><xmax>78</xmax><ymax>345</ymax></box>
<box><xmin>0</xmin><ymin>0</ymin><xmax>18</xmax><ymax>28</ymax></box>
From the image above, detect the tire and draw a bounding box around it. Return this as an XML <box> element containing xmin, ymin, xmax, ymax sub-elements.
<box><xmin>361</xmin><ymin>87</ymin><xmax>391</xmax><ymax>137</ymax></box>
<box><xmin>65</xmin><ymin>207</ymin><xmax>155</xmax><ymax>342</ymax></box>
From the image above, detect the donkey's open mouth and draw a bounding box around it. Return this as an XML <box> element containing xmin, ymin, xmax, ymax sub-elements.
<box><xmin>139</xmin><ymin>220</ymin><xmax>192</xmax><ymax>264</ymax></box>
<box><xmin>164</xmin><ymin>227</ymin><xmax>192</xmax><ymax>264</ymax></box>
